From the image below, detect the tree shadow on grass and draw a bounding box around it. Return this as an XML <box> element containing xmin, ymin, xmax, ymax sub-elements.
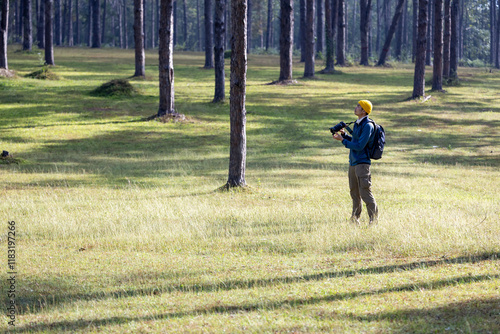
<box><xmin>12</xmin><ymin>273</ymin><xmax>499</xmax><ymax>332</ymax></box>
<box><xmin>11</xmin><ymin>253</ymin><xmax>499</xmax><ymax>316</ymax></box>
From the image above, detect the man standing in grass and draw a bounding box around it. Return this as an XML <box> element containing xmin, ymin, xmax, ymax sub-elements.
<box><xmin>333</xmin><ymin>100</ymin><xmax>378</xmax><ymax>224</ymax></box>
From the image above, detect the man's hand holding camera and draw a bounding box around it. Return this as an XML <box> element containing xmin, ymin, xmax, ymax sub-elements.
<box><xmin>333</xmin><ymin>129</ymin><xmax>345</xmax><ymax>141</ymax></box>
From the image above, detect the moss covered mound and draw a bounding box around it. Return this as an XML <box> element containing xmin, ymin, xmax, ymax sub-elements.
<box><xmin>91</xmin><ymin>79</ymin><xmax>138</xmax><ymax>97</ymax></box>
<box><xmin>25</xmin><ymin>66</ymin><xmax>60</xmax><ymax>80</ymax></box>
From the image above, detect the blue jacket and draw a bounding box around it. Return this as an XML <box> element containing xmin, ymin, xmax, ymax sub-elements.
<box><xmin>341</xmin><ymin>117</ymin><xmax>375</xmax><ymax>166</ymax></box>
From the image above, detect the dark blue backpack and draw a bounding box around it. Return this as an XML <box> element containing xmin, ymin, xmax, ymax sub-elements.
<box><xmin>366</xmin><ymin>119</ymin><xmax>385</xmax><ymax>160</ymax></box>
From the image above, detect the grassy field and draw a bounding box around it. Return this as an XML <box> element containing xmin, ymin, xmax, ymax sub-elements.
<box><xmin>1</xmin><ymin>46</ymin><xmax>499</xmax><ymax>333</ymax></box>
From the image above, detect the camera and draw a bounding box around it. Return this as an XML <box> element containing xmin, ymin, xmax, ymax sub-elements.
<box><xmin>330</xmin><ymin>122</ymin><xmax>347</xmax><ymax>134</ymax></box>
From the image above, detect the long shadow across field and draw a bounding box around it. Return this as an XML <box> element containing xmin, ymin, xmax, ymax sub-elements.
<box><xmin>11</xmin><ymin>252</ymin><xmax>499</xmax><ymax>317</ymax></box>
<box><xmin>12</xmin><ymin>273</ymin><xmax>499</xmax><ymax>332</ymax></box>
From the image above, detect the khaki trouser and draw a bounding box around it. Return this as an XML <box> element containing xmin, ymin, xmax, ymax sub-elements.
<box><xmin>348</xmin><ymin>164</ymin><xmax>378</xmax><ymax>221</ymax></box>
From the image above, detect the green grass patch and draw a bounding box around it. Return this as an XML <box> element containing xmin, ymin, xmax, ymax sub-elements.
<box><xmin>0</xmin><ymin>46</ymin><xmax>498</xmax><ymax>333</ymax></box>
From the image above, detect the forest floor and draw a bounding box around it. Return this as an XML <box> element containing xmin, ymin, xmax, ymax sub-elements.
<box><xmin>0</xmin><ymin>46</ymin><xmax>499</xmax><ymax>333</ymax></box>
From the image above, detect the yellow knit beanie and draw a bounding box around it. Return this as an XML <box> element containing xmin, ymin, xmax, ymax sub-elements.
<box><xmin>358</xmin><ymin>100</ymin><xmax>373</xmax><ymax>114</ymax></box>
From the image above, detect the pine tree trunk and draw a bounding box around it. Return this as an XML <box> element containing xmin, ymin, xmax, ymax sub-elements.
<box><xmin>204</xmin><ymin>0</ymin><xmax>214</xmax><ymax>67</ymax></box>
<box><xmin>432</xmin><ymin>0</ymin><xmax>442</xmax><ymax>90</ymax></box>
<box><xmin>304</xmin><ymin>0</ymin><xmax>315</xmax><ymax>76</ymax></box>
<box><xmin>38</xmin><ymin>0</ymin><xmax>45</xmax><ymax>48</ymax></box>
<box><xmin>490</xmin><ymin>0</ymin><xmax>496</xmax><ymax>64</ymax></box>
<box><xmin>197</xmin><ymin>0</ymin><xmax>201</xmax><ymax>51</ymax></box>
<box><xmin>300</xmin><ymin>0</ymin><xmax>306</xmax><ymax>61</ymax></box>
<box><xmin>412</xmin><ymin>0</ymin><xmax>428</xmax><ymax>98</ymax></box>
<box><xmin>63</xmin><ymin>0</ymin><xmax>67</xmax><ymax>43</ymax></box>
<box><xmin>336</xmin><ymin>0</ymin><xmax>345</xmax><ymax>65</ymax></box>
<box><xmin>158</xmin><ymin>0</ymin><xmax>175</xmax><ymax>116</ymax></box>
<box><xmin>395</xmin><ymin>0</ymin><xmax>405</xmax><ymax>59</ymax></box>
<box><xmin>45</xmin><ymin>0</ymin><xmax>55</xmax><ymax>65</ymax></box>
<box><xmin>68</xmin><ymin>0</ymin><xmax>73</xmax><ymax>45</ymax></box>
<box><xmin>442</xmin><ymin>0</ymin><xmax>450</xmax><ymax>76</ymax></box>
<box><xmin>265</xmin><ymin>0</ymin><xmax>272</xmax><ymax>50</ymax></box>
<box><xmin>133</xmin><ymin>0</ymin><xmax>145</xmax><ymax>75</ymax></box>
<box><xmin>118</xmin><ymin>0</ymin><xmax>123</xmax><ymax>47</ymax></box>
<box><xmin>87</xmin><ymin>0</ymin><xmax>92</xmax><ymax>46</ymax></box>
<box><xmin>150</xmin><ymin>0</ymin><xmax>155</xmax><ymax>47</ymax></box>
<box><xmin>425</xmin><ymin>0</ymin><xmax>432</xmax><ymax>65</ymax></box>
<box><xmin>227</xmin><ymin>0</ymin><xmax>247</xmax><ymax>188</ymax></box>
<box><xmin>182</xmin><ymin>0</ymin><xmax>187</xmax><ymax>44</ymax></box>
<box><xmin>55</xmin><ymin>0</ymin><xmax>62</xmax><ymax>45</ymax></box>
<box><xmin>279</xmin><ymin>0</ymin><xmax>293</xmax><ymax>81</ymax></box>
<box><xmin>323</xmin><ymin>0</ymin><xmax>335</xmax><ymax>72</ymax></box>
<box><xmin>124</xmin><ymin>0</ymin><xmax>128</xmax><ymax>48</ymax></box>
<box><xmin>316</xmin><ymin>0</ymin><xmax>323</xmax><ymax>55</ymax></box>
<box><xmin>376</xmin><ymin>0</ymin><xmax>405</xmax><ymax>66</ymax></box>
<box><xmin>449</xmin><ymin>0</ymin><xmax>458</xmax><ymax>78</ymax></box>
<box><xmin>376</xmin><ymin>0</ymin><xmax>381</xmax><ymax>53</ymax></box>
<box><xmin>360</xmin><ymin>0</ymin><xmax>372</xmax><ymax>65</ymax></box>
<box><xmin>92</xmin><ymin>0</ymin><xmax>101</xmax><ymax>47</ymax></box>
<box><xmin>75</xmin><ymin>0</ymin><xmax>79</xmax><ymax>44</ymax></box>
<box><xmin>213</xmin><ymin>0</ymin><xmax>225</xmax><ymax>102</ymax></box>
<box><xmin>23</xmin><ymin>0</ymin><xmax>32</xmax><ymax>50</ymax></box>
<box><xmin>144</xmin><ymin>0</ymin><xmax>147</xmax><ymax>47</ymax></box>
<box><xmin>101</xmin><ymin>0</ymin><xmax>106</xmax><ymax>44</ymax></box>
<box><xmin>412</xmin><ymin>0</ymin><xmax>417</xmax><ymax>61</ymax></box>
<box><xmin>496</xmin><ymin>0</ymin><xmax>500</xmax><ymax>68</ymax></box>
<box><xmin>0</xmin><ymin>0</ymin><xmax>9</xmax><ymax>69</ymax></box>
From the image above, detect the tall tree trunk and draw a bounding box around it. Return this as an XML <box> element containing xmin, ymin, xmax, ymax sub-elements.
<box><xmin>197</xmin><ymin>0</ymin><xmax>201</xmax><ymax>51</ymax></box>
<box><xmin>376</xmin><ymin>0</ymin><xmax>405</xmax><ymax>66</ymax></box>
<box><xmin>63</xmin><ymin>0</ymin><xmax>67</xmax><ymax>43</ymax></box>
<box><xmin>124</xmin><ymin>0</ymin><xmax>128</xmax><ymax>48</ymax></box>
<box><xmin>323</xmin><ymin>0</ymin><xmax>335</xmax><ymax>71</ymax></box>
<box><xmin>304</xmin><ymin>0</ymin><xmax>315</xmax><ymax>76</ymax></box>
<box><xmin>412</xmin><ymin>0</ymin><xmax>428</xmax><ymax>98</ymax></box>
<box><xmin>144</xmin><ymin>0</ymin><xmax>147</xmax><ymax>47</ymax></box>
<box><xmin>118</xmin><ymin>0</ymin><xmax>123</xmax><ymax>47</ymax></box>
<box><xmin>449</xmin><ymin>0</ymin><xmax>458</xmax><ymax>78</ymax></box>
<box><xmin>490</xmin><ymin>0</ymin><xmax>496</xmax><ymax>64</ymax></box>
<box><xmin>158</xmin><ymin>0</ymin><xmax>175</xmax><ymax>116</ymax></box>
<box><xmin>0</xmin><ymin>0</ymin><xmax>8</xmax><ymax>69</ymax></box>
<box><xmin>412</xmin><ymin>0</ymin><xmax>417</xmax><ymax>61</ymax></box>
<box><xmin>360</xmin><ymin>0</ymin><xmax>372</xmax><ymax>65</ymax></box>
<box><xmin>204</xmin><ymin>0</ymin><xmax>214</xmax><ymax>67</ymax></box>
<box><xmin>182</xmin><ymin>0</ymin><xmax>187</xmax><ymax>44</ymax></box>
<box><xmin>279</xmin><ymin>0</ymin><xmax>293</xmax><ymax>81</ymax></box>
<box><xmin>432</xmin><ymin>0</ymin><xmax>442</xmax><ymax>90</ymax></box>
<box><xmin>87</xmin><ymin>0</ymin><xmax>92</xmax><ymax>46</ymax></box>
<box><xmin>395</xmin><ymin>0</ymin><xmax>405</xmax><ymax>59</ymax></box>
<box><xmin>442</xmin><ymin>0</ymin><xmax>450</xmax><ymax>76</ymax></box>
<box><xmin>496</xmin><ymin>0</ymin><xmax>500</xmax><ymax>68</ymax></box>
<box><xmin>376</xmin><ymin>0</ymin><xmax>381</xmax><ymax>53</ymax></box>
<box><xmin>55</xmin><ymin>0</ymin><xmax>62</xmax><ymax>45</ymax></box>
<box><xmin>337</xmin><ymin>0</ymin><xmax>345</xmax><ymax>65</ymax></box>
<box><xmin>101</xmin><ymin>0</ymin><xmax>106</xmax><ymax>44</ymax></box>
<box><xmin>92</xmin><ymin>0</ymin><xmax>101</xmax><ymax>47</ymax></box>
<box><xmin>425</xmin><ymin>0</ymin><xmax>432</xmax><ymax>65</ymax></box>
<box><xmin>150</xmin><ymin>0</ymin><xmax>155</xmax><ymax>47</ymax></box>
<box><xmin>316</xmin><ymin>0</ymin><xmax>323</xmax><ymax>54</ymax></box>
<box><xmin>300</xmin><ymin>0</ymin><xmax>306</xmax><ymax>61</ymax></box>
<box><xmin>133</xmin><ymin>0</ymin><xmax>145</xmax><ymax>76</ymax></box>
<box><xmin>213</xmin><ymin>0</ymin><xmax>225</xmax><ymax>102</ymax></box>
<box><xmin>265</xmin><ymin>0</ymin><xmax>272</xmax><ymax>50</ymax></box>
<box><xmin>68</xmin><ymin>0</ymin><xmax>73</xmax><ymax>45</ymax></box>
<box><xmin>75</xmin><ymin>0</ymin><xmax>79</xmax><ymax>44</ymax></box>
<box><xmin>45</xmin><ymin>0</ymin><xmax>55</xmax><ymax>65</ymax></box>
<box><xmin>23</xmin><ymin>0</ymin><xmax>32</xmax><ymax>50</ymax></box>
<box><xmin>247</xmin><ymin>0</ymin><xmax>252</xmax><ymax>52</ymax></box>
<box><xmin>38</xmin><ymin>0</ymin><xmax>45</xmax><ymax>48</ymax></box>
<box><xmin>227</xmin><ymin>0</ymin><xmax>248</xmax><ymax>188</ymax></box>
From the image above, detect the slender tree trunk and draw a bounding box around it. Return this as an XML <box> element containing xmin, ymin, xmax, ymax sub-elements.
<box><xmin>376</xmin><ymin>0</ymin><xmax>381</xmax><ymax>53</ymax></box>
<box><xmin>182</xmin><ymin>0</ymin><xmax>187</xmax><ymax>44</ymax></box>
<box><xmin>38</xmin><ymin>0</ymin><xmax>45</xmax><ymax>47</ymax></box>
<box><xmin>442</xmin><ymin>0</ymin><xmax>450</xmax><ymax>76</ymax></box>
<box><xmin>395</xmin><ymin>0</ymin><xmax>405</xmax><ymax>59</ymax></box>
<box><xmin>204</xmin><ymin>0</ymin><xmax>214</xmax><ymax>67</ymax></box>
<box><xmin>360</xmin><ymin>0</ymin><xmax>372</xmax><ymax>65</ymax></box>
<box><xmin>413</xmin><ymin>0</ymin><xmax>417</xmax><ymax>61</ymax></box>
<box><xmin>323</xmin><ymin>0</ymin><xmax>335</xmax><ymax>71</ymax></box>
<box><xmin>68</xmin><ymin>0</ymin><xmax>73</xmax><ymax>45</ymax></box>
<box><xmin>337</xmin><ymin>0</ymin><xmax>345</xmax><ymax>65</ymax></box>
<box><xmin>92</xmin><ymin>0</ymin><xmax>101</xmax><ymax>47</ymax></box>
<box><xmin>124</xmin><ymin>0</ymin><xmax>128</xmax><ymax>48</ymax></box>
<box><xmin>158</xmin><ymin>0</ymin><xmax>175</xmax><ymax>116</ymax></box>
<box><xmin>304</xmin><ymin>0</ymin><xmax>315</xmax><ymax>76</ymax></box>
<box><xmin>490</xmin><ymin>0</ymin><xmax>496</xmax><ymax>64</ymax></box>
<box><xmin>55</xmin><ymin>0</ymin><xmax>62</xmax><ymax>45</ymax></box>
<box><xmin>87</xmin><ymin>0</ymin><xmax>92</xmax><ymax>46</ymax></box>
<box><xmin>227</xmin><ymin>0</ymin><xmax>248</xmax><ymax>188</ymax></box>
<box><xmin>412</xmin><ymin>0</ymin><xmax>428</xmax><ymax>98</ymax></box>
<box><xmin>45</xmin><ymin>0</ymin><xmax>55</xmax><ymax>65</ymax></box>
<box><xmin>23</xmin><ymin>0</ymin><xmax>32</xmax><ymax>50</ymax></box>
<box><xmin>150</xmin><ymin>0</ymin><xmax>155</xmax><ymax>47</ymax></box>
<box><xmin>118</xmin><ymin>0</ymin><xmax>123</xmax><ymax>47</ymax></box>
<box><xmin>432</xmin><ymin>0</ymin><xmax>442</xmax><ymax>90</ymax></box>
<box><xmin>376</xmin><ymin>0</ymin><xmax>405</xmax><ymax>66</ymax></box>
<box><xmin>278</xmin><ymin>0</ymin><xmax>293</xmax><ymax>81</ymax></box>
<box><xmin>213</xmin><ymin>0</ymin><xmax>225</xmax><ymax>102</ymax></box>
<box><xmin>0</xmin><ymin>0</ymin><xmax>9</xmax><ymax>69</ymax></box>
<box><xmin>63</xmin><ymin>0</ymin><xmax>67</xmax><ymax>43</ymax></box>
<box><xmin>197</xmin><ymin>0</ymin><xmax>201</xmax><ymax>51</ymax></box>
<box><xmin>449</xmin><ymin>0</ymin><xmax>458</xmax><ymax>78</ymax></box>
<box><xmin>247</xmin><ymin>0</ymin><xmax>252</xmax><ymax>52</ymax></box>
<box><xmin>300</xmin><ymin>0</ymin><xmax>306</xmax><ymax>61</ymax></box>
<box><xmin>144</xmin><ymin>0</ymin><xmax>147</xmax><ymax>47</ymax></box>
<box><xmin>265</xmin><ymin>0</ymin><xmax>272</xmax><ymax>50</ymax></box>
<box><xmin>496</xmin><ymin>0</ymin><xmax>500</xmax><ymax>68</ymax></box>
<box><xmin>101</xmin><ymin>0</ymin><xmax>106</xmax><ymax>44</ymax></box>
<box><xmin>75</xmin><ymin>0</ymin><xmax>79</xmax><ymax>44</ymax></box>
<box><xmin>425</xmin><ymin>0</ymin><xmax>432</xmax><ymax>65</ymax></box>
<box><xmin>316</xmin><ymin>0</ymin><xmax>323</xmax><ymax>54</ymax></box>
<box><xmin>134</xmin><ymin>0</ymin><xmax>145</xmax><ymax>76</ymax></box>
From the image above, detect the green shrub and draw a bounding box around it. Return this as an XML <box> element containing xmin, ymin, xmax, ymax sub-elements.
<box><xmin>90</xmin><ymin>79</ymin><xmax>138</xmax><ymax>97</ymax></box>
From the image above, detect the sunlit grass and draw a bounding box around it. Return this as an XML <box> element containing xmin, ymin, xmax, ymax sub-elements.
<box><xmin>0</xmin><ymin>45</ymin><xmax>499</xmax><ymax>333</ymax></box>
